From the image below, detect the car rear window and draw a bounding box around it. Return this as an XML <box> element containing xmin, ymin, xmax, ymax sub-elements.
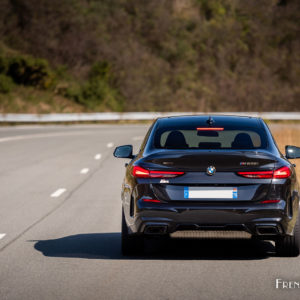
<box><xmin>152</xmin><ymin>126</ymin><xmax>267</xmax><ymax>150</ymax></box>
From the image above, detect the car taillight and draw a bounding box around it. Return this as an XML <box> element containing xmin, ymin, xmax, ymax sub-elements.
<box><xmin>273</xmin><ymin>166</ymin><xmax>291</xmax><ymax>179</ymax></box>
<box><xmin>132</xmin><ymin>166</ymin><xmax>150</xmax><ymax>178</ymax></box>
<box><xmin>132</xmin><ymin>166</ymin><xmax>184</xmax><ymax>178</ymax></box>
<box><xmin>237</xmin><ymin>170</ymin><xmax>273</xmax><ymax>179</ymax></box>
<box><xmin>237</xmin><ymin>166</ymin><xmax>291</xmax><ymax>179</ymax></box>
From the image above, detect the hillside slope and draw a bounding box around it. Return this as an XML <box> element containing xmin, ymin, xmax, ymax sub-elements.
<box><xmin>0</xmin><ymin>0</ymin><xmax>299</xmax><ymax>113</ymax></box>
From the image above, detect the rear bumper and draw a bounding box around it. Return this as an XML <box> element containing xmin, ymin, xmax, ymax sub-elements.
<box><xmin>128</xmin><ymin>200</ymin><xmax>295</xmax><ymax>239</ymax></box>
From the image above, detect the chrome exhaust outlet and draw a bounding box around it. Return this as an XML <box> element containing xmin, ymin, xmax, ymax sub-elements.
<box><xmin>256</xmin><ymin>225</ymin><xmax>279</xmax><ymax>235</ymax></box>
<box><xmin>144</xmin><ymin>225</ymin><xmax>168</xmax><ymax>235</ymax></box>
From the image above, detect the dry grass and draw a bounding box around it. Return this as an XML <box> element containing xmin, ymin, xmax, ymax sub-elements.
<box><xmin>0</xmin><ymin>86</ymin><xmax>85</xmax><ymax>114</ymax></box>
<box><xmin>269</xmin><ymin>124</ymin><xmax>300</xmax><ymax>180</ymax></box>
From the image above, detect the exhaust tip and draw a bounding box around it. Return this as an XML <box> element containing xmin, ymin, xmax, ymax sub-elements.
<box><xmin>144</xmin><ymin>225</ymin><xmax>168</xmax><ymax>235</ymax></box>
<box><xmin>256</xmin><ymin>225</ymin><xmax>279</xmax><ymax>235</ymax></box>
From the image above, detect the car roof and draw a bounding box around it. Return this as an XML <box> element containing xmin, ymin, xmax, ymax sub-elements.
<box><xmin>156</xmin><ymin>115</ymin><xmax>262</xmax><ymax>128</ymax></box>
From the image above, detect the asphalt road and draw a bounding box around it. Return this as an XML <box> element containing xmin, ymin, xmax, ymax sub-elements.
<box><xmin>0</xmin><ymin>124</ymin><xmax>299</xmax><ymax>300</ymax></box>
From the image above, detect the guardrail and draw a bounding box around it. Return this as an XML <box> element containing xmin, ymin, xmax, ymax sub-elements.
<box><xmin>0</xmin><ymin>112</ymin><xmax>300</xmax><ymax>122</ymax></box>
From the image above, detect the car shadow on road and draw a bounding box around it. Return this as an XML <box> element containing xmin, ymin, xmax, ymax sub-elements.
<box><xmin>33</xmin><ymin>232</ymin><xmax>275</xmax><ymax>260</ymax></box>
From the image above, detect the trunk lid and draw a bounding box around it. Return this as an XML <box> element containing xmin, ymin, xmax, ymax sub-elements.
<box><xmin>139</xmin><ymin>150</ymin><xmax>277</xmax><ymax>202</ymax></box>
<box><xmin>143</xmin><ymin>150</ymin><xmax>276</xmax><ymax>172</ymax></box>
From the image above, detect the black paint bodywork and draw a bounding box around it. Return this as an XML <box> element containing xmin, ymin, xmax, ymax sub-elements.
<box><xmin>118</xmin><ymin>116</ymin><xmax>300</xmax><ymax>239</ymax></box>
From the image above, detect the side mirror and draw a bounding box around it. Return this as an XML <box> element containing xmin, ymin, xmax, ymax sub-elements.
<box><xmin>113</xmin><ymin>145</ymin><xmax>134</xmax><ymax>159</ymax></box>
<box><xmin>285</xmin><ymin>145</ymin><xmax>300</xmax><ymax>159</ymax></box>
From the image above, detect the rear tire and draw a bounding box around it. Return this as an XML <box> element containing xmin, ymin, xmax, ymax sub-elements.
<box><xmin>275</xmin><ymin>214</ymin><xmax>300</xmax><ymax>257</ymax></box>
<box><xmin>121</xmin><ymin>208</ymin><xmax>143</xmax><ymax>256</ymax></box>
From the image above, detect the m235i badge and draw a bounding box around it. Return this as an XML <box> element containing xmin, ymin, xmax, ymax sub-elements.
<box><xmin>240</xmin><ymin>162</ymin><xmax>259</xmax><ymax>166</ymax></box>
<box><xmin>160</xmin><ymin>179</ymin><xmax>169</xmax><ymax>183</ymax></box>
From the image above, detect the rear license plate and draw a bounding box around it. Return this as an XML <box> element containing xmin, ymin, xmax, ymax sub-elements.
<box><xmin>184</xmin><ymin>187</ymin><xmax>238</xmax><ymax>199</ymax></box>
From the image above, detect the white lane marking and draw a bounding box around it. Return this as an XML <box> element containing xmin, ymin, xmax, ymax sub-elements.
<box><xmin>94</xmin><ymin>154</ymin><xmax>102</xmax><ymax>160</ymax></box>
<box><xmin>132</xmin><ymin>136</ymin><xmax>143</xmax><ymax>141</ymax></box>
<box><xmin>51</xmin><ymin>188</ymin><xmax>67</xmax><ymax>198</ymax></box>
<box><xmin>107</xmin><ymin>142</ymin><xmax>114</xmax><ymax>148</ymax></box>
<box><xmin>0</xmin><ymin>131</ymin><xmax>93</xmax><ymax>143</ymax></box>
<box><xmin>0</xmin><ymin>233</ymin><xmax>6</xmax><ymax>240</ymax></box>
<box><xmin>80</xmin><ymin>168</ymin><xmax>89</xmax><ymax>174</ymax></box>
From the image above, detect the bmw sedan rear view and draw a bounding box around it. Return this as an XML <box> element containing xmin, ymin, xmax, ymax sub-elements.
<box><xmin>114</xmin><ymin>115</ymin><xmax>300</xmax><ymax>256</ymax></box>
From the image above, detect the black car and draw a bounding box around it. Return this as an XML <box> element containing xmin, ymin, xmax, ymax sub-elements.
<box><xmin>114</xmin><ymin>115</ymin><xmax>300</xmax><ymax>256</ymax></box>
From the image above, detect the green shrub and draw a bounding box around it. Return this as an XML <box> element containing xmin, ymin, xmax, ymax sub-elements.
<box><xmin>64</xmin><ymin>83</ymin><xmax>82</xmax><ymax>103</ymax></box>
<box><xmin>65</xmin><ymin>62</ymin><xmax>123</xmax><ymax>111</ymax></box>
<box><xmin>80</xmin><ymin>80</ymin><xmax>107</xmax><ymax>108</ymax></box>
<box><xmin>66</xmin><ymin>79</ymin><xmax>123</xmax><ymax>111</ymax></box>
<box><xmin>0</xmin><ymin>74</ymin><xmax>14</xmax><ymax>93</ymax></box>
<box><xmin>0</xmin><ymin>56</ymin><xmax>9</xmax><ymax>74</ymax></box>
<box><xmin>7</xmin><ymin>55</ymin><xmax>54</xmax><ymax>89</ymax></box>
<box><xmin>88</xmin><ymin>61</ymin><xmax>111</xmax><ymax>81</ymax></box>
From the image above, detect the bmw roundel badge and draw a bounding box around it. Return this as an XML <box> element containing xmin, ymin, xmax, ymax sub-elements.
<box><xmin>206</xmin><ymin>166</ymin><xmax>216</xmax><ymax>176</ymax></box>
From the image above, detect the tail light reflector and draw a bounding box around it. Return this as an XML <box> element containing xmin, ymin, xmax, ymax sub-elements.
<box><xmin>260</xmin><ymin>200</ymin><xmax>280</xmax><ymax>204</ymax></box>
<box><xmin>142</xmin><ymin>199</ymin><xmax>161</xmax><ymax>203</ymax></box>
<box><xmin>237</xmin><ymin>166</ymin><xmax>291</xmax><ymax>179</ymax></box>
<box><xmin>132</xmin><ymin>166</ymin><xmax>184</xmax><ymax>178</ymax></box>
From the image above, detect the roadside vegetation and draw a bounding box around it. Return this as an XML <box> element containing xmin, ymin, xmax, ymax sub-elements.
<box><xmin>0</xmin><ymin>0</ymin><xmax>299</xmax><ymax>113</ymax></box>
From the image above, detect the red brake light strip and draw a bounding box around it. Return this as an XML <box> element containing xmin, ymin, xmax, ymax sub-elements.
<box><xmin>196</xmin><ymin>127</ymin><xmax>224</xmax><ymax>131</ymax></box>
